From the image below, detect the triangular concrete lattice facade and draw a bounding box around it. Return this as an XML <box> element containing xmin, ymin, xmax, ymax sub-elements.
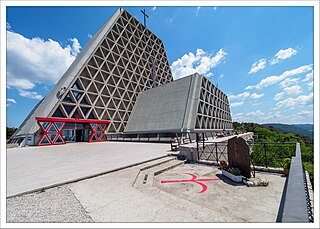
<box><xmin>12</xmin><ymin>8</ymin><xmax>173</xmax><ymax>139</ymax></box>
<box><xmin>124</xmin><ymin>73</ymin><xmax>232</xmax><ymax>135</ymax></box>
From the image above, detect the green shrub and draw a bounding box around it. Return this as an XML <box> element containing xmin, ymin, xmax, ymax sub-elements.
<box><xmin>283</xmin><ymin>158</ymin><xmax>291</xmax><ymax>168</ymax></box>
<box><xmin>231</xmin><ymin>167</ymin><xmax>241</xmax><ymax>176</ymax></box>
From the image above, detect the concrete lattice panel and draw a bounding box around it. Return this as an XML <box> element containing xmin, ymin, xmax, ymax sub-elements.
<box><xmin>124</xmin><ymin>73</ymin><xmax>233</xmax><ymax>134</ymax></box>
<box><xmin>13</xmin><ymin>8</ymin><xmax>173</xmax><ymax>138</ymax></box>
<box><xmin>195</xmin><ymin>77</ymin><xmax>233</xmax><ymax>131</ymax></box>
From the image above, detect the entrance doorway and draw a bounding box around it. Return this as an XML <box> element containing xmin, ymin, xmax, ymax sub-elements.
<box><xmin>76</xmin><ymin>129</ymin><xmax>85</xmax><ymax>142</ymax></box>
<box><xmin>35</xmin><ymin>117</ymin><xmax>109</xmax><ymax>146</ymax></box>
<box><xmin>75</xmin><ymin>129</ymin><xmax>90</xmax><ymax>142</ymax></box>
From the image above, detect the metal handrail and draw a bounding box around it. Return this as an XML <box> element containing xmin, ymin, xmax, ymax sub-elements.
<box><xmin>280</xmin><ymin>143</ymin><xmax>310</xmax><ymax>223</ymax></box>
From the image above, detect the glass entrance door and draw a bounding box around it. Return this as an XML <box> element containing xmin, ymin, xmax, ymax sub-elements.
<box><xmin>63</xmin><ymin>129</ymin><xmax>75</xmax><ymax>142</ymax></box>
<box><xmin>76</xmin><ymin>129</ymin><xmax>85</xmax><ymax>142</ymax></box>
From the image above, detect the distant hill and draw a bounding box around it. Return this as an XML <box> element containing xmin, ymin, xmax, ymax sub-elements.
<box><xmin>292</xmin><ymin>124</ymin><xmax>314</xmax><ymax>132</ymax></box>
<box><xmin>261</xmin><ymin>123</ymin><xmax>314</xmax><ymax>142</ymax></box>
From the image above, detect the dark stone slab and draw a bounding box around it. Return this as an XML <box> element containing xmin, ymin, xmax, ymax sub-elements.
<box><xmin>227</xmin><ymin>136</ymin><xmax>251</xmax><ymax>178</ymax></box>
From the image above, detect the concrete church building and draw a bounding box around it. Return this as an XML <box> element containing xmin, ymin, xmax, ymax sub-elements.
<box><xmin>10</xmin><ymin>8</ymin><xmax>232</xmax><ymax>146</ymax></box>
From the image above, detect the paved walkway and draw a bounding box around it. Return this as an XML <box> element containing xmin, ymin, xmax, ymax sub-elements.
<box><xmin>68</xmin><ymin>163</ymin><xmax>285</xmax><ymax>222</ymax></box>
<box><xmin>6</xmin><ymin>141</ymin><xmax>170</xmax><ymax>197</ymax></box>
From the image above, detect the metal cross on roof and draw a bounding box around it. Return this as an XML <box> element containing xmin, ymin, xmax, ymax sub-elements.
<box><xmin>140</xmin><ymin>9</ymin><xmax>149</xmax><ymax>27</ymax></box>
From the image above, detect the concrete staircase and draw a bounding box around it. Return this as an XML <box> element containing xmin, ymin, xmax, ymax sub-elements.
<box><xmin>132</xmin><ymin>156</ymin><xmax>185</xmax><ymax>187</ymax></box>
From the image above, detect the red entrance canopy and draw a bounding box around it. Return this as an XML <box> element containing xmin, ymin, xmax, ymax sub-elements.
<box><xmin>35</xmin><ymin>117</ymin><xmax>110</xmax><ymax>146</ymax></box>
<box><xmin>35</xmin><ymin>117</ymin><xmax>110</xmax><ymax>124</ymax></box>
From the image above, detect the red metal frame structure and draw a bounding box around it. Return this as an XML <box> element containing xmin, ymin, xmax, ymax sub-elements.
<box><xmin>35</xmin><ymin>117</ymin><xmax>109</xmax><ymax>146</ymax></box>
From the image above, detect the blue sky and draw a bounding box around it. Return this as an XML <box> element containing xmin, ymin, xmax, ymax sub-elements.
<box><xmin>6</xmin><ymin>6</ymin><xmax>314</xmax><ymax>127</ymax></box>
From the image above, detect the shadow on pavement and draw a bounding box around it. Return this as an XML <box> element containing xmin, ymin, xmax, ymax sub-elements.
<box><xmin>216</xmin><ymin>174</ymin><xmax>245</xmax><ymax>187</ymax></box>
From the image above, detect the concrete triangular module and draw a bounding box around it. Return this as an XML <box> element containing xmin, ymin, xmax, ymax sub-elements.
<box><xmin>11</xmin><ymin>8</ymin><xmax>173</xmax><ymax>143</ymax></box>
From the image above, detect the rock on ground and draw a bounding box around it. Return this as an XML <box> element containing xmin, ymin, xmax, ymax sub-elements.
<box><xmin>6</xmin><ymin>186</ymin><xmax>93</xmax><ymax>223</ymax></box>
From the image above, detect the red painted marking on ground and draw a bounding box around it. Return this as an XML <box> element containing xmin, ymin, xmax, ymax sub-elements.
<box><xmin>160</xmin><ymin>173</ymin><xmax>220</xmax><ymax>193</ymax></box>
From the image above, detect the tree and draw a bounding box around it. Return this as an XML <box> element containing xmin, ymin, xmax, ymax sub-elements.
<box><xmin>6</xmin><ymin>127</ymin><xmax>17</xmax><ymax>139</ymax></box>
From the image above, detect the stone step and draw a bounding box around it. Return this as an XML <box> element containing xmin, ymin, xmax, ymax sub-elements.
<box><xmin>153</xmin><ymin>160</ymin><xmax>186</xmax><ymax>176</ymax></box>
<box><xmin>133</xmin><ymin>159</ymin><xmax>186</xmax><ymax>187</ymax></box>
<box><xmin>140</xmin><ymin>156</ymin><xmax>176</xmax><ymax>171</ymax></box>
<box><xmin>131</xmin><ymin>156</ymin><xmax>176</xmax><ymax>187</ymax></box>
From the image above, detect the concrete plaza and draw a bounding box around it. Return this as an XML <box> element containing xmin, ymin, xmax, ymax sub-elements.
<box><xmin>7</xmin><ymin>154</ymin><xmax>286</xmax><ymax>223</ymax></box>
<box><xmin>68</xmin><ymin>162</ymin><xmax>285</xmax><ymax>222</ymax></box>
<box><xmin>6</xmin><ymin>141</ymin><xmax>169</xmax><ymax>197</ymax></box>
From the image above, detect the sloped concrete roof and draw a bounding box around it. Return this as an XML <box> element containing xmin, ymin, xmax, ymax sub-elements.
<box><xmin>124</xmin><ymin>73</ymin><xmax>201</xmax><ymax>133</ymax></box>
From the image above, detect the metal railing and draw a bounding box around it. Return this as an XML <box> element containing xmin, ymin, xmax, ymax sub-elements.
<box><xmin>197</xmin><ymin>142</ymin><xmax>228</xmax><ymax>162</ymax></box>
<box><xmin>279</xmin><ymin>143</ymin><xmax>311</xmax><ymax>222</ymax></box>
<box><xmin>249</xmin><ymin>142</ymin><xmax>296</xmax><ymax>168</ymax></box>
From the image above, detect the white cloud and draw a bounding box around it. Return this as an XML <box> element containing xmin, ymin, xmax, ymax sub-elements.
<box><xmin>275</xmin><ymin>93</ymin><xmax>313</xmax><ymax>108</ymax></box>
<box><xmin>206</xmin><ymin>72</ymin><xmax>214</xmax><ymax>77</ymax></box>
<box><xmin>7</xmin><ymin>98</ymin><xmax>17</xmax><ymax>104</ymax></box>
<box><xmin>250</xmin><ymin>93</ymin><xmax>264</xmax><ymax>99</ymax></box>
<box><xmin>6</xmin><ymin>30</ymin><xmax>81</xmax><ymax>97</ymax></box>
<box><xmin>279</xmin><ymin>77</ymin><xmax>300</xmax><ymax>88</ymax></box>
<box><xmin>254</xmin><ymin>75</ymin><xmax>282</xmax><ymax>90</ymax></box>
<box><xmin>232</xmin><ymin>110</ymin><xmax>266</xmax><ymax>123</ymax></box>
<box><xmin>152</xmin><ymin>6</ymin><xmax>157</xmax><ymax>11</ymax></box>
<box><xmin>233</xmin><ymin>108</ymin><xmax>313</xmax><ymax>124</ymax></box>
<box><xmin>246</xmin><ymin>64</ymin><xmax>313</xmax><ymax>90</ymax></box>
<box><xmin>6</xmin><ymin>98</ymin><xmax>17</xmax><ymax>107</ymax></box>
<box><xmin>6</xmin><ymin>22</ymin><xmax>11</xmax><ymax>30</ymax></box>
<box><xmin>297</xmin><ymin>110</ymin><xmax>312</xmax><ymax>116</ymax></box>
<box><xmin>7</xmin><ymin>78</ymin><xmax>35</xmax><ymax>90</ymax></box>
<box><xmin>18</xmin><ymin>90</ymin><xmax>43</xmax><ymax>100</ymax></box>
<box><xmin>274</xmin><ymin>85</ymin><xmax>302</xmax><ymax>101</ymax></box>
<box><xmin>213</xmin><ymin>7</ymin><xmax>217</xmax><ymax>11</ymax></box>
<box><xmin>307</xmin><ymin>81</ymin><xmax>313</xmax><ymax>90</ymax></box>
<box><xmin>270</xmin><ymin>47</ymin><xmax>298</xmax><ymax>65</ymax></box>
<box><xmin>219</xmin><ymin>74</ymin><xmax>224</xmax><ymax>79</ymax></box>
<box><xmin>87</xmin><ymin>34</ymin><xmax>93</xmax><ymax>39</ymax></box>
<box><xmin>276</xmin><ymin>48</ymin><xmax>297</xmax><ymax>59</ymax></box>
<box><xmin>281</xmin><ymin>65</ymin><xmax>312</xmax><ymax>78</ymax></box>
<box><xmin>303</xmin><ymin>70</ymin><xmax>313</xmax><ymax>82</ymax></box>
<box><xmin>248</xmin><ymin>59</ymin><xmax>266</xmax><ymax>74</ymax></box>
<box><xmin>69</xmin><ymin>38</ymin><xmax>81</xmax><ymax>56</ymax></box>
<box><xmin>229</xmin><ymin>91</ymin><xmax>250</xmax><ymax>100</ymax></box>
<box><xmin>230</xmin><ymin>101</ymin><xmax>244</xmax><ymax>108</ymax></box>
<box><xmin>247</xmin><ymin>110</ymin><xmax>264</xmax><ymax>116</ymax></box>
<box><xmin>170</xmin><ymin>48</ymin><xmax>227</xmax><ymax>80</ymax></box>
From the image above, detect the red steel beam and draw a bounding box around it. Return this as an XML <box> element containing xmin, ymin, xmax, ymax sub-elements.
<box><xmin>35</xmin><ymin>117</ymin><xmax>109</xmax><ymax>125</ymax></box>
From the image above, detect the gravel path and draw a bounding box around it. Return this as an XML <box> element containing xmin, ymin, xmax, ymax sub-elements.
<box><xmin>6</xmin><ymin>186</ymin><xmax>93</xmax><ymax>223</ymax></box>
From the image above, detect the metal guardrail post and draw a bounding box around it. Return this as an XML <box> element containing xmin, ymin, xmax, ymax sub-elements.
<box><xmin>202</xmin><ymin>132</ymin><xmax>205</xmax><ymax>150</ymax></box>
<box><xmin>263</xmin><ymin>143</ymin><xmax>267</xmax><ymax>168</ymax></box>
<box><xmin>196</xmin><ymin>133</ymin><xmax>199</xmax><ymax>160</ymax></box>
<box><xmin>215</xmin><ymin>142</ymin><xmax>218</xmax><ymax>163</ymax></box>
